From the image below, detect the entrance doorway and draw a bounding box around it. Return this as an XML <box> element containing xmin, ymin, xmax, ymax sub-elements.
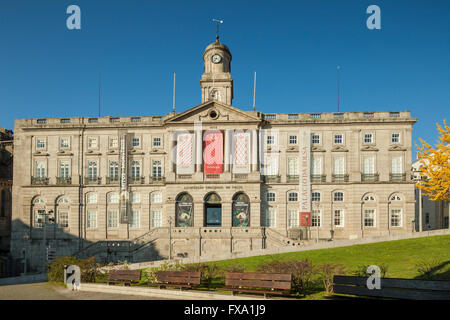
<box><xmin>204</xmin><ymin>193</ymin><xmax>222</xmax><ymax>227</ymax></box>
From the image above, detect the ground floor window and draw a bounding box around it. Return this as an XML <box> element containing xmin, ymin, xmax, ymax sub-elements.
<box><xmin>265</xmin><ymin>208</ymin><xmax>276</xmax><ymax>227</ymax></box>
<box><xmin>232</xmin><ymin>193</ymin><xmax>250</xmax><ymax>227</ymax></box>
<box><xmin>334</xmin><ymin>209</ymin><xmax>344</xmax><ymax>227</ymax></box>
<box><xmin>312</xmin><ymin>209</ymin><xmax>321</xmax><ymax>227</ymax></box>
<box><xmin>152</xmin><ymin>210</ymin><xmax>162</xmax><ymax>228</ymax></box>
<box><xmin>390</xmin><ymin>209</ymin><xmax>402</xmax><ymax>227</ymax></box>
<box><xmin>176</xmin><ymin>193</ymin><xmax>193</xmax><ymax>227</ymax></box>
<box><xmin>34</xmin><ymin>210</ymin><xmax>45</xmax><ymax>228</ymax></box>
<box><xmin>57</xmin><ymin>211</ymin><xmax>69</xmax><ymax>228</ymax></box>
<box><xmin>130</xmin><ymin>210</ymin><xmax>140</xmax><ymax>228</ymax></box>
<box><xmin>288</xmin><ymin>210</ymin><xmax>299</xmax><ymax>228</ymax></box>
<box><xmin>87</xmin><ymin>210</ymin><xmax>97</xmax><ymax>229</ymax></box>
<box><xmin>364</xmin><ymin>209</ymin><xmax>376</xmax><ymax>227</ymax></box>
<box><xmin>108</xmin><ymin>210</ymin><xmax>118</xmax><ymax>228</ymax></box>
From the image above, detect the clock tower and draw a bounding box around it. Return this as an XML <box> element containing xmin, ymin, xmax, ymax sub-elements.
<box><xmin>200</xmin><ymin>37</ymin><xmax>233</xmax><ymax>105</ymax></box>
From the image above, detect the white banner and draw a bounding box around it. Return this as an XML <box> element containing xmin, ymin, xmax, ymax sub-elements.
<box><xmin>232</xmin><ymin>132</ymin><xmax>250</xmax><ymax>174</ymax></box>
<box><xmin>299</xmin><ymin>129</ymin><xmax>311</xmax><ymax>214</ymax></box>
<box><xmin>176</xmin><ymin>133</ymin><xmax>195</xmax><ymax>174</ymax></box>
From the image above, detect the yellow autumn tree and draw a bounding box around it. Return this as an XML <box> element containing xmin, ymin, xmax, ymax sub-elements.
<box><xmin>416</xmin><ymin>120</ymin><xmax>450</xmax><ymax>201</ymax></box>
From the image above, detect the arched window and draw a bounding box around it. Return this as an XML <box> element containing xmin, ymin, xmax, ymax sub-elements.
<box><xmin>204</xmin><ymin>193</ymin><xmax>222</xmax><ymax>227</ymax></box>
<box><xmin>86</xmin><ymin>192</ymin><xmax>98</xmax><ymax>204</ymax></box>
<box><xmin>32</xmin><ymin>197</ymin><xmax>46</xmax><ymax>228</ymax></box>
<box><xmin>108</xmin><ymin>193</ymin><xmax>119</xmax><ymax>204</ymax></box>
<box><xmin>232</xmin><ymin>193</ymin><xmax>250</xmax><ymax>227</ymax></box>
<box><xmin>56</xmin><ymin>197</ymin><xmax>69</xmax><ymax>228</ymax></box>
<box><xmin>176</xmin><ymin>193</ymin><xmax>193</xmax><ymax>227</ymax></box>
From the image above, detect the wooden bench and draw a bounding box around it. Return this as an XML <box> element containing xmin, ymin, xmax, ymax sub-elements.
<box><xmin>99</xmin><ymin>270</ymin><xmax>141</xmax><ymax>286</ymax></box>
<box><xmin>148</xmin><ymin>271</ymin><xmax>201</xmax><ymax>290</ymax></box>
<box><xmin>218</xmin><ymin>272</ymin><xmax>292</xmax><ymax>298</ymax></box>
<box><xmin>333</xmin><ymin>275</ymin><xmax>450</xmax><ymax>300</ymax></box>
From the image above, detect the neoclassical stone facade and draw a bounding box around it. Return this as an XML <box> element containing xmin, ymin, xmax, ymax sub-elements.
<box><xmin>10</xmin><ymin>38</ymin><xmax>418</xmax><ymax>272</ymax></box>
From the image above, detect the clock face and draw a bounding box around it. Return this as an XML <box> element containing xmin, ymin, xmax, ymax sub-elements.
<box><xmin>211</xmin><ymin>54</ymin><xmax>222</xmax><ymax>64</ymax></box>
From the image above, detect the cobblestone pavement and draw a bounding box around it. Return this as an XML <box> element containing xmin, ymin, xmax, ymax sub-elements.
<box><xmin>0</xmin><ymin>282</ymin><xmax>170</xmax><ymax>300</ymax></box>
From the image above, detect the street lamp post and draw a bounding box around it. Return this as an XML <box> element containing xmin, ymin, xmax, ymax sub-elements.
<box><xmin>42</xmin><ymin>209</ymin><xmax>54</xmax><ymax>273</ymax></box>
<box><xmin>168</xmin><ymin>216</ymin><xmax>173</xmax><ymax>260</ymax></box>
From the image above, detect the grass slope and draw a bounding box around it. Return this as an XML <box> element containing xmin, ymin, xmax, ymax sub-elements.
<box><xmin>211</xmin><ymin>235</ymin><xmax>450</xmax><ymax>279</ymax></box>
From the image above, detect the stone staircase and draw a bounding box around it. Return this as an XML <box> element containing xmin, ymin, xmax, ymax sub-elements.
<box><xmin>74</xmin><ymin>228</ymin><xmax>165</xmax><ymax>262</ymax></box>
<box><xmin>265</xmin><ymin>228</ymin><xmax>309</xmax><ymax>247</ymax></box>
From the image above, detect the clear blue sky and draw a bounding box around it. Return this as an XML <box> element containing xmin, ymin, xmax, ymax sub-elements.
<box><xmin>1</xmin><ymin>0</ymin><xmax>449</xmax><ymax>158</ymax></box>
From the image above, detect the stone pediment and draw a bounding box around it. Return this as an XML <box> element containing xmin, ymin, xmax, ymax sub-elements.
<box><xmin>164</xmin><ymin>101</ymin><xmax>261</xmax><ymax>124</ymax></box>
<box><xmin>388</xmin><ymin>145</ymin><xmax>407</xmax><ymax>151</ymax></box>
<box><xmin>361</xmin><ymin>145</ymin><xmax>379</xmax><ymax>152</ymax></box>
<box><xmin>331</xmin><ymin>145</ymin><xmax>349</xmax><ymax>152</ymax></box>
<box><xmin>311</xmin><ymin>146</ymin><xmax>326</xmax><ymax>152</ymax></box>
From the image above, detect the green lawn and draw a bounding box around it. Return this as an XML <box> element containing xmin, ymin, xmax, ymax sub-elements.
<box><xmin>210</xmin><ymin>235</ymin><xmax>450</xmax><ymax>280</ymax></box>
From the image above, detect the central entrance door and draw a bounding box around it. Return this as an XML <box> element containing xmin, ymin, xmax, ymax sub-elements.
<box><xmin>204</xmin><ymin>193</ymin><xmax>222</xmax><ymax>227</ymax></box>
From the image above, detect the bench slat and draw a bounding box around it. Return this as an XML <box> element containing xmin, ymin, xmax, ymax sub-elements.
<box><xmin>334</xmin><ymin>284</ymin><xmax>450</xmax><ymax>300</ymax></box>
<box><xmin>334</xmin><ymin>276</ymin><xmax>450</xmax><ymax>291</ymax></box>
<box><xmin>225</xmin><ymin>279</ymin><xmax>291</xmax><ymax>290</ymax></box>
<box><xmin>226</xmin><ymin>272</ymin><xmax>292</xmax><ymax>281</ymax></box>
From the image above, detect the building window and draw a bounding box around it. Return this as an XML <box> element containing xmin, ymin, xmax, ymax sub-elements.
<box><xmin>153</xmin><ymin>137</ymin><xmax>161</xmax><ymax>147</ymax></box>
<box><xmin>35</xmin><ymin>161</ymin><xmax>46</xmax><ymax>178</ymax></box>
<box><xmin>311</xmin><ymin>156</ymin><xmax>322</xmax><ymax>175</ymax></box>
<box><xmin>391</xmin><ymin>156</ymin><xmax>403</xmax><ymax>175</ymax></box>
<box><xmin>288</xmin><ymin>192</ymin><xmax>298</xmax><ymax>202</ymax></box>
<box><xmin>131</xmin><ymin>117</ymin><xmax>141</xmax><ymax>122</ymax></box>
<box><xmin>390</xmin><ymin>195</ymin><xmax>402</xmax><ymax>201</ymax></box>
<box><xmin>263</xmin><ymin>155</ymin><xmax>279</xmax><ymax>176</ymax></box>
<box><xmin>311</xmin><ymin>113</ymin><xmax>321</xmax><ymax>119</ymax></box>
<box><xmin>88</xmin><ymin>118</ymin><xmax>98</xmax><ymax>123</ymax></box>
<box><xmin>109</xmin><ymin>137</ymin><xmax>118</xmax><ymax>149</ymax></box>
<box><xmin>87</xmin><ymin>137</ymin><xmax>98</xmax><ymax>149</ymax></box>
<box><xmin>130</xmin><ymin>192</ymin><xmax>140</xmax><ymax>204</ymax></box>
<box><xmin>312</xmin><ymin>192</ymin><xmax>321</xmax><ymax>202</ymax></box>
<box><xmin>334</xmin><ymin>209</ymin><xmax>344</xmax><ymax>227</ymax></box>
<box><xmin>132</xmin><ymin>137</ymin><xmax>141</xmax><ymax>148</ymax></box>
<box><xmin>87</xmin><ymin>161</ymin><xmax>98</xmax><ymax>178</ymax></box>
<box><xmin>390</xmin><ymin>209</ymin><xmax>402</xmax><ymax>227</ymax></box>
<box><xmin>288</xmin><ymin>210</ymin><xmax>299</xmax><ymax>228</ymax></box>
<box><xmin>425</xmin><ymin>213</ymin><xmax>430</xmax><ymax>225</ymax></box>
<box><xmin>364</xmin><ymin>112</ymin><xmax>374</xmax><ymax>118</ymax></box>
<box><xmin>392</xmin><ymin>133</ymin><xmax>400</xmax><ymax>143</ymax></box>
<box><xmin>334</xmin><ymin>113</ymin><xmax>343</xmax><ymax>119</ymax></box>
<box><xmin>131</xmin><ymin>160</ymin><xmax>141</xmax><ymax>177</ymax></box>
<box><xmin>152</xmin><ymin>160</ymin><xmax>162</xmax><ymax>177</ymax></box>
<box><xmin>266</xmin><ymin>192</ymin><xmax>275</xmax><ymax>202</ymax></box>
<box><xmin>287</xmin><ymin>157</ymin><xmax>299</xmax><ymax>176</ymax></box>
<box><xmin>151</xmin><ymin>192</ymin><xmax>162</xmax><ymax>203</ymax></box>
<box><xmin>152</xmin><ymin>210</ymin><xmax>162</xmax><ymax>228</ymax></box>
<box><xmin>334</xmin><ymin>192</ymin><xmax>344</xmax><ymax>202</ymax></box>
<box><xmin>108</xmin><ymin>211</ymin><xmax>119</xmax><ymax>228</ymax></box>
<box><xmin>311</xmin><ymin>134</ymin><xmax>320</xmax><ymax>144</ymax></box>
<box><xmin>87</xmin><ymin>211</ymin><xmax>97</xmax><ymax>229</ymax></box>
<box><xmin>289</xmin><ymin>135</ymin><xmax>297</xmax><ymax>144</ymax></box>
<box><xmin>334</xmin><ymin>134</ymin><xmax>343</xmax><ymax>144</ymax></box>
<box><xmin>265</xmin><ymin>208</ymin><xmax>276</xmax><ymax>227</ymax></box>
<box><xmin>37</xmin><ymin>119</ymin><xmax>47</xmax><ymax>124</ymax></box>
<box><xmin>36</xmin><ymin>138</ymin><xmax>46</xmax><ymax>149</ymax></box>
<box><xmin>34</xmin><ymin>210</ymin><xmax>45</xmax><ymax>228</ymax></box>
<box><xmin>288</xmin><ymin>114</ymin><xmax>299</xmax><ymax>119</ymax></box>
<box><xmin>364</xmin><ymin>133</ymin><xmax>373</xmax><ymax>144</ymax></box>
<box><xmin>312</xmin><ymin>209</ymin><xmax>321</xmax><ymax>227</ymax></box>
<box><xmin>60</xmin><ymin>137</ymin><xmax>70</xmax><ymax>149</ymax></box>
<box><xmin>109</xmin><ymin>161</ymin><xmax>119</xmax><ymax>178</ymax></box>
<box><xmin>364</xmin><ymin>209</ymin><xmax>376</xmax><ymax>227</ymax></box>
<box><xmin>86</xmin><ymin>193</ymin><xmax>97</xmax><ymax>204</ymax></box>
<box><xmin>362</xmin><ymin>156</ymin><xmax>375</xmax><ymax>174</ymax></box>
<box><xmin>266</xmin><ymin>135</ymin><xmax>274</xmax><ymax>145</ymax></box>
<box><xmin>108</xmin><ymin>193</ymin><xmax>119</xmax><ymax>204</ymax></box>
<box><xmin>59</xmin><ymin>161</ymin><xmax>70</xmax><ymax>178</ymax></box>
<box><xmin>333</xmin><ymin>157</ymin><xmax>345</xmax><ymax>175</ymax></box>
<box><xmin>390</xmin><ymin>112</ymin><xmax>400</xmax><ymax>118</ymax></box>
<box><xmin>57</xmin><ymin>211</ymin><xmax>69</xmax><ymax>228</ymax></box>
<box><xmin>232</xmin><ymin>193</ymin><xmax>250</xmax><ymax>227</ymax></box>
<box><xmin>175</xmin><ymin>193</ymin><xmax>194</xmax><ymax>227</ymax></box>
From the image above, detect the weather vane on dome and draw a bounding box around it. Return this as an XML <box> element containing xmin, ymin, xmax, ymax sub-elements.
<box><xmin>212</xmin><ymin>19</ymin><xmax>223</xmax><ymax>41</ymax></box>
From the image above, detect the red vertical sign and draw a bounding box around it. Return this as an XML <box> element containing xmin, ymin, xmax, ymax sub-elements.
<box><xmin>300</xmin><ymin>212</ymin><xmax>311</xmax><ymax>227</ymax></box>
<box><xmin>204</xmin><ymin>131</ymin><xmax>223</xmax><ymax>174</ymax></box>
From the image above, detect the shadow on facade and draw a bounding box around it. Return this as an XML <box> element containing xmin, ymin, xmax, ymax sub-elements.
<box><xmin>9</xmin><ymin>219</ymin><xmax>164</xmax><ymax>276</ymax></box>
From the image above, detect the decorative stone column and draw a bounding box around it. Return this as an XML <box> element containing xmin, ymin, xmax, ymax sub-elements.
<box><xmin>224</xmin><ymin>130</ymin><xmax>231</xmax><ymax>172</ymax></box>
<box><xmin>196</xmin><ymin>130</ymin><xmax>202</xmax><ymax>172</ymax></box>
<box><xmin>169</xmin><ymin>131</ymin><xmax>176</xmax><ymax>173</ymax></box>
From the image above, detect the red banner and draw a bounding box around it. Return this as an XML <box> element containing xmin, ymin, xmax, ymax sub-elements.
<box><xmin>204</xmin><ymin>131</ymin><xmax>223</xmax><ymax>174</ymax></box>
<box><xmin>300</xmin><ymin>212</ymin><xmax>311</xmax><ymax>227</ymax></box>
